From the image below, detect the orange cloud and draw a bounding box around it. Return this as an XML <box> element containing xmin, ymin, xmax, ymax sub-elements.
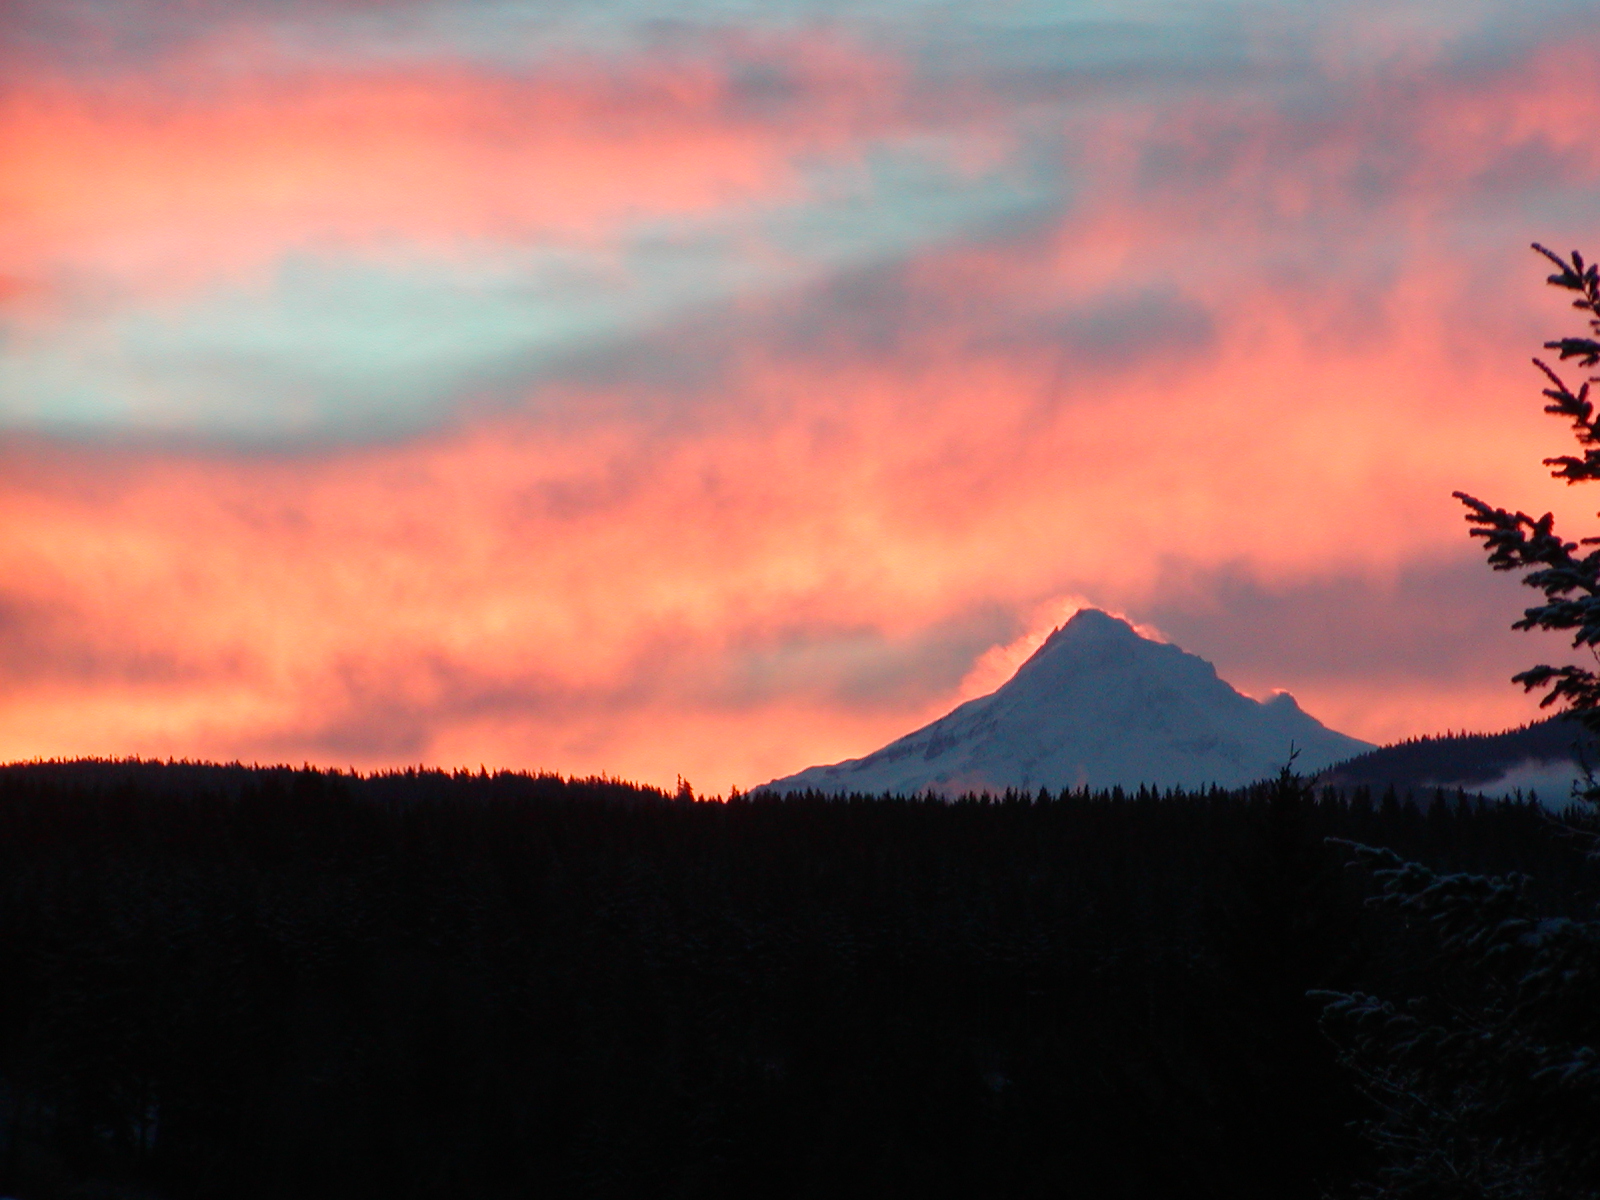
<box><xmin>0</xmin><ymin>257</ymin><xmax>1584</xmax><ymax>791</ymax></box>
<box><xmin>4</xmin><ymin>22</ymin><xmax>1600</xmax><ymax>791</ymax></box>
<box><xmin>0</xmin><ymin>36</ymin><xmax>904</xmax><ymax>298</ymax></box>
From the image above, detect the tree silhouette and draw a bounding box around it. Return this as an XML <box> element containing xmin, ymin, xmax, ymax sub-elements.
<box><xmin>1455</xmin><ymin>244</ymin><xmax>1600</xmax><ymax>744</ymax></box>
<box><xmin>1315</xmin><ymin>247</ymin><xmax>1600</xmax><ymax>1199</ymax></box>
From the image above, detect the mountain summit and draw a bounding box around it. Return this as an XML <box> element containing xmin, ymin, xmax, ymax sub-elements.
<box><xmin>760</xmin><ymin>609</ymin><xmax>1372</xmax><ymax>794</ymax></box>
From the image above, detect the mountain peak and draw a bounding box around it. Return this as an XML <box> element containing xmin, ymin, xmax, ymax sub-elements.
<box><xmin>761</xmin><ymin>610</ymin><xmax>1373</xmax><ymax>795</ymax></box>
<box><xmin>1049</xmin><ymin>607</ymin><xmax>1137</xmax><ymax>643</ymax></box>
<box><xmin>1015</xmin><ymin>608</ymin><xmax>1173</xmax><ymax>685</ymax></box>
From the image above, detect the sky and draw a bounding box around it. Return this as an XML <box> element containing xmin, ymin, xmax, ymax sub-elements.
<box><xmin>4</xmin><ymin>0</ymin><xmax>1600</xmax><ymax>792</ymax></box>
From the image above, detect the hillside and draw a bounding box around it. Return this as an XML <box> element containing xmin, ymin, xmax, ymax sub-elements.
<box><xmin>1319</xmin><ymin>717</ymin><xmax>1595</xmax><ymax>799</ymax></box>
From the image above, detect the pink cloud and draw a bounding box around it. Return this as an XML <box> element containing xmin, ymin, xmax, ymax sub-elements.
<box><xmin>0</xmin><ymin>269</ymin><xmax>1582</xmax><ymax>789</ymax></box>
<box><xmin>3</xmin><ymin>23</ymin><xmax>1600</xmax><ymax>790</ymax></box>
<box><xmin>0</xmin><ymin>35</ymin><xmax>905</xmax><ymax>299</ymax></box>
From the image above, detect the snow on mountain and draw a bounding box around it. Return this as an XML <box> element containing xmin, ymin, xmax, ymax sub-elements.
<box><xmin>759</xmin><ymin>608</ymin><xmax>1373</xmax><ymax>795</ymax></box>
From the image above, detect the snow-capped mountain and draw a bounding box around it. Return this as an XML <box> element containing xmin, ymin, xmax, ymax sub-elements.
<box><xmin>760</xmin><ymin>608</ymin><xmax>1373</xmax><ymax>795</ymax></box>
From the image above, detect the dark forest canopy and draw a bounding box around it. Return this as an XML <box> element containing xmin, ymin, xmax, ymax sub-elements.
<box><xmin>0</xmin><ymin>757</ymin><xmax>665</xmax><ymax>804</ymax></box>
<box><xmin>1319</xmin><ymin>714</ymin><xmax>1591</xmax><ymax>790</ymax></box>
<box><xmin>0</xmin><ymin>759</ymin><xmax>1592</xmax><ymax>1200</ymax></box>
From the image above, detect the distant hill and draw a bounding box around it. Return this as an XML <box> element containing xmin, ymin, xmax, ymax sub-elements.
<box><xmin>761</xmin><ymin>609</ymin><xmax>1372</xmax><ymax>794</ymax></box>
<box><xmin>0</xmin><ymin>758</ymin><xmax>667</xmax><ymax>806</ymax></box>
<box><xmin>1319</xmin><ymin>717</ymin><xmax>1596</xmax><ymax>800</ymax></box>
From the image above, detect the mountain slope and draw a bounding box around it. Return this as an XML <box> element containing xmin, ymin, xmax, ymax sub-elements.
<box><xmin>761</xmin><ymin>609</ymin><xmax>1372</xmax><ymax>795</ymax></box>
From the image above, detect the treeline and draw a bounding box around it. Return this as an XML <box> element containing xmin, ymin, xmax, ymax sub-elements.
<box><xmin>1321</xmin><ymin>715</ymin><xmax>1589</xmax><ymax>791</ymax></box>
<box><xmin>0</xmin><ymin>761</ymin><xmax>1591</xmax><ymax>1200</ymax></box>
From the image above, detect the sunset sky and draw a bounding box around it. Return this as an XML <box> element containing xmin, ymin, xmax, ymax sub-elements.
<box><xmin>4</xmin><ymin>0</ymin><xmax>1600</xmax><ymax>792</ymax></box>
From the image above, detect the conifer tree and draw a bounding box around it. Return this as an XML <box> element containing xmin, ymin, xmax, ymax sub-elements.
<box><xmin>1454</xmin><ymin>245</ymin><xmax>1600</xmax><ymax>745</ymax></box>
<box><xmin>1319</xmin><ymin>247</ymin><xmax>1600</xmax><ymax>1199</ymax></box>
<box><xmin>1318</xmin><ymin>844</ymin><xmax>1600</xmax><ymax>1199</ymax></box>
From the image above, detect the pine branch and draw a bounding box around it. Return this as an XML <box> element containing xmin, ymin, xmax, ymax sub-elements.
<box><xmin>1450</xmin><ymin>247</ymin><xmax>1600</xmax><ymax>728</ymax></box>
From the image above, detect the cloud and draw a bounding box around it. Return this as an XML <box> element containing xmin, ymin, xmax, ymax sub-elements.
<box><xmin>1137</xmin><ymin>555</ymin><xmax>1582</xmax><ymax>744</ymax></box>
<box><xmin>13</xmin><ymin>8</ymin><xmax>1600</xmax><ymax>443</ymax></box>
<box><xmin>955</xmin><ymin>595</ymin><xmax>1169</xmax><ymax>703</ymax></box>
<box><xmin>2</xmin><ymin>3</ymin><xmax>1600</xmax><ymax>789</ymax></box>
<box><xmin>0</xmin><ymin>32</ymin><xmax>1064</xmax><ymax>439</ymax></box>
<box><xmin>0</xmin><ymin>270</ymin><xmax>1586</xmax><ymax>789</ymax></box>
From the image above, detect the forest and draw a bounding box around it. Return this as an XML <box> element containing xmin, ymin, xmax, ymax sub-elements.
<box><xmin>0</xmin><ymin>758</ymin><xmax>1593</xmax><ymax>1199</ymax></box>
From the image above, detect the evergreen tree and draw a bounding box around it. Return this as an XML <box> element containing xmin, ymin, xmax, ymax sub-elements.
<box><xmin>1454</xmin><ymin>245</ymin><xmax>1600</xmax><ymax>753</ymax></box>
<box><xmin>1318</xmin><ymin>247</ymin><xmax>1600</xmax><ymax>1198</ymax></box>
<box><xmin>1318</xmin><ymin>844</ymin><xmax>1600</xmax><ymax>1199</ymax></box>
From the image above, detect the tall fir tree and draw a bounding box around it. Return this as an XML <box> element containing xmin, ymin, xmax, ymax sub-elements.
<box><xmin>1320</xmin><ymin>247</ymin><xmax>1600</xmax><ymax>1199</ymax></box>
